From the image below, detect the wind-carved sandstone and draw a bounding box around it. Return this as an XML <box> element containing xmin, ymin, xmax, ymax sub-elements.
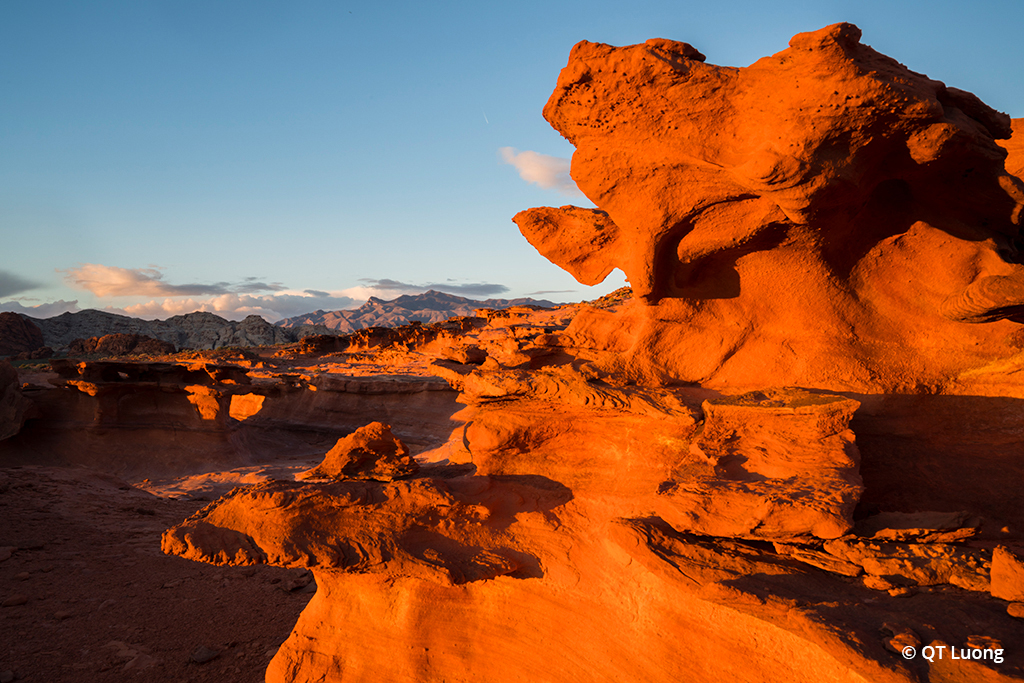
<box><xmin>160</xmin><ymin>24</ymin><xmax>1024</xmax><ymax>683</ymax></box>
<box><xmin>515</xmin><ymin>23</ymin><xmax>1024</xmax><ymax>391</ymax></box>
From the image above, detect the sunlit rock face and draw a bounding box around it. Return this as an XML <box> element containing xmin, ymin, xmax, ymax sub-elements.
<box><xmin>999</xmin><ymin>118</ymin><xmax>1024</xmax><ymax>180</ymax></box>
<box><xmin>516</xmin><ymin>23</ymin><xmax>1024</xmax><ymax>391</ymax></box>
<box><xmin>157</xmin><ymin>25</ymin><xmax>1024</xmax><ymax>683</ymax></box>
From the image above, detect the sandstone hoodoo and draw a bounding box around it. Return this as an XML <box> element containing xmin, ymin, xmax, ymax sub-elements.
<box><xmin>515</xmin><ymin>22</ymin><xmax>1024</xmax><ymax>392</ymax></box>
<box><xmin>151</xmin><ymin>23</ymin><xmax>1024</xmax><ymax>683</ymax></box>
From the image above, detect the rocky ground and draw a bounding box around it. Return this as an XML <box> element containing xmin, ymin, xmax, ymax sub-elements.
<box><xmin>0</xmin><ymin>466</ymin><xmax>316</xmax><ymax>682</ymax></box>
<box><xmin>2</xmin><ymin>287</ymin><xmax>1024</xmax><ymax>682</ymax></box>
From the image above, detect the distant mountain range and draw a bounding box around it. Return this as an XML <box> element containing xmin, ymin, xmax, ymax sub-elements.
<box><xmin>276</xmin><ymin>290</ymin><xmax>557</xmax><ymax>333</ymax></box>
<box><xmin>23</xmin><ymin>310</ymin><xmax>326</xmax><ymax>351</ymax></box>
<box><xmin>14</xmin><ymin>291</ymin><xmax>558</xmax><ymax>351</ymax></box>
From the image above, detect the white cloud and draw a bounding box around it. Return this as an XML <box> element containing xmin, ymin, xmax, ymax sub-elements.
<box><xmin>62</xmin><ymin>264</ymin><xmax>284</xmax><ymax>298</ymax></box>
<box><xmin>499</xmin><ymin>147</ymin><xmax>585</xmax><ymax>197</ymax></box>
<box><xmin>111</xmin><ymin>291</ymin><xmax>361</xmax><ymax>322</ymax></box>
<box><xmin>28</xmin><ymin>264</ymin><xmax>512</xmax><ymax>323</ymax></box>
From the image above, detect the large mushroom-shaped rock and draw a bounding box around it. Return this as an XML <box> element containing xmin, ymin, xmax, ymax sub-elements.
<box><xmin>517</xmin><ymin>23</ymin><xmax>1024</xmax><ymax>391</ymax></box>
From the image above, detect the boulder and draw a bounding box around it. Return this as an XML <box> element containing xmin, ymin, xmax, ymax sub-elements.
<box><xmin>298</xmin><ymin>422</ymin><xmax>419</xmax><ymax>482</ymax></box>
<box><xmin>992</xmin><ymin>546</ymin><xmax>1024</xmax><ymax>602</ymax></box>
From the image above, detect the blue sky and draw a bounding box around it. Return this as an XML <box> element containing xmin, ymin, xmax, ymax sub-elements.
<box><xmin>2</xmin><ymin>0</ymin><xmax>1022</xmax><ymax>320</ymax></box>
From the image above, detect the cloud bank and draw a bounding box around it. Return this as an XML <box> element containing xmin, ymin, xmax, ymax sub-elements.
<box><xmin>14</xmin><ymin>263</ymin><xmax>515</xmax><ymax>322</ymax></box>
<box><xmin>499</xmin><ymin>147</ymin><xmax>585</xmax><ymax>197</ymax></box>
<box><xmin>114</xmin><ymin>292</ymin><xmax>361</xmax><ymax>322</ymax></box>
<box><xmin>62</xmin><ymin>264</ymin><xmax>285</xmax><ymax>298</ymax></box>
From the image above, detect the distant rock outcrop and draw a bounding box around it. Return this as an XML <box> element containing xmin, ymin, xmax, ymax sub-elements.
<box><xmin>0</xmin><ymin>311</ymin><xmax>44</xmax><ymax>357</ymax></box>
<box><xmin>276</xmin><ymin>290</ymin><xmax>557</xmax><ymax>333</ymax></box>
<box><xmin>67</xmin><ymin>333</ymin><xmax>176</xmax><ymax>357</ymax></box>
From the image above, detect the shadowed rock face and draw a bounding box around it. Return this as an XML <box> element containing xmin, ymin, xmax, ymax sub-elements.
<box><xmin>515</xmin><ymin>23</ymin><xmax>1024</xmax><ymax>391</ymax></box>
<box><xmin>67</xmin><ymin>333</ymin><xmax>176</xmax><ymax>356</ymax></box>
<box><xmin>1</xmin><ymin>360</ymin><xmax>33</xmax><ymax>441</ymax></box>
<box><xmin>0</xmin><ymin>312</ymin><xmax>44</xmax><ymax>356</ymax></box>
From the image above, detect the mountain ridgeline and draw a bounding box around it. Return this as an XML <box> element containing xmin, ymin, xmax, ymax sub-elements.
<box><xmin>275</xmin><ymin>290</ymin><xmax>557</xmax><ymax>333</ymax></box>
<box><xmin>10</xmin><ymin>291</ymin><xmax>558</xmax><ymax>352</ymax></box>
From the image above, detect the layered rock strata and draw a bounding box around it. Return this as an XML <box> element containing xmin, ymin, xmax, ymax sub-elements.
<box><xmin>656</xmin><ymin>389</ymin><xmax>862</xmax><ymax>540</ymax></box>
<box><xmin>164</xmin><ymin>368</ymin><xmax>1024</xmax><ymax>681</ymax></box>
<box><xmin>0</xmin><ymin>359</ymin><xmax>457</xmax><ymax>479</ymax></box>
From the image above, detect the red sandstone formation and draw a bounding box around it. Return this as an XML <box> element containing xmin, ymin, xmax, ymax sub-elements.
<box><xmin>656</xmin><ymin>389</ymin><xmax>862</xmax><ymax>540</ymax></box>
<box><xmin>999</xmin><ymin>118</ymin><xmax>1024</xmax><ymax>180</ymax></box>
<box><xmin>155</xmin><ymin>24</ymin><xmax>1024</xmax><ymax>683</ymax></box>
<box><xmin>0</xmin><ymin>21</ymin><xmax>1006</xmax><ymax>683</ymax></box>
<box><xmin>515</xmin><ymin>23</ymin><xmax>1024</xmax><ymax>391</ymax></box>
<box><xmin>0</xmin><ymin>358</ymin><xmax>457</xmax><ymax>479</ymax></box>
<box><xmin>155</xmin><ymin>27</ymin><xmax>1024</xmax><ymax>683</ymax></box>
